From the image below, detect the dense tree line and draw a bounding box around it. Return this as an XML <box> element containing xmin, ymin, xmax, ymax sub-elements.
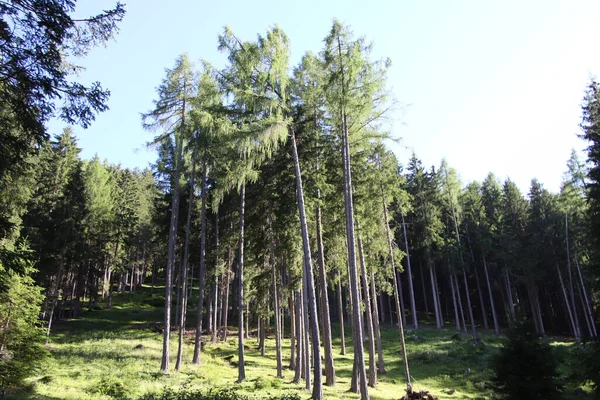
<box><xmin>1</xmin><ymin>3</ymin><xmax>600</xmax><ymax>398</ymax></box>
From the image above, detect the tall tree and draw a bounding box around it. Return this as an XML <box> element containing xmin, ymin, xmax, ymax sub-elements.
<box><xmin>142</xmin><ymin>54</ymin><xmax>197</xmax><ymax>372</ymax></box>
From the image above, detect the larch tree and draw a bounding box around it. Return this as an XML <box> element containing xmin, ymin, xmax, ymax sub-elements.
<box><xmin>142</xmin><ymin>53</ymin><xmax>197</xmax><ymax>372</ymax></box>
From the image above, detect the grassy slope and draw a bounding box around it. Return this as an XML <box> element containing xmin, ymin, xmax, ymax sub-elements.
<box><xmin>19</xmin><ymin>287</ymin><xmax>583</xmax><ymax>400</ymax></box>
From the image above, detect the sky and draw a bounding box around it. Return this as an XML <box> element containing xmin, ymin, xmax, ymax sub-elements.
<box><xmin>49</xmin><ymin>0</ymin><xmax>600</xmax><ymax>194</ymax></box>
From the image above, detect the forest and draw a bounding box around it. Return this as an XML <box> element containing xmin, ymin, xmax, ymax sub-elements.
<box><xmin>1</xmin><ymin>2</ymin><xmax>600</xmax><ymax>400</ymax></box>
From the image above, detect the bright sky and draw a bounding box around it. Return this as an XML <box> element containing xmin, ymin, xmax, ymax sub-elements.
<box><xmin>49</xmin><ymin>0</ymin><xmax>600</xmax><ymax>194</ymax></box>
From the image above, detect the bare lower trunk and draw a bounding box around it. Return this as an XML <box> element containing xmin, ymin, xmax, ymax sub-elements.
<box><xmin>193</xmin><ymin>161</ymin><xmax>208</xmax><ymax>364</ymax></box>
<box><xmin>473</xmin><ymin>261</ymin><xmax>489</xmax><ymax>330</ymax></box>
<box><xmin>293</xmin><ymin>291</ymin><xmax>303</xmax><ymax>383</ymax></box>
<box><xmin>358</xmin><ymin>234</ymin><xmax>377</xmax><ymax>388</ymax></box>
<box><xmin>272</xmin><ymin>262</ymin><xmax>283</xmax><ymax>378</ymax></box>
<box><xmin>483</xmin><ymin>256</ymin><xmax>500</xmax><ymax>334</ymax></box>
<box><xmin>316</xmin><ymin>204</ymin><xmax>335</xmax><ymax>386</ymax></box>
<box><xmin>337</xmin><ymin>271</ymin><xmax>346</xmax><ymax>356</ymax></box>
<box><xmin>454</xmin><ymin>274</ymin><xmax>467</xmax><ymax>333</ymax></box>
<box><xmin>46</xmin><ymin>263</ymin><xmax>64</xmax><ymax>342</ymax></box>
<box><xmin>176</xmin><ymin>140</ymin><xmax>198</xmax><ymax>370</ymax></box>
<box><xmin>220</xmin><ymin>247</ymin><xmax>232</xmax><ymax>342</ymax></box>
<box><xmin>370</xmin><ymin>269</ymin><xmax>385</xmax><ymax>374</ymax></box>
<box><xmin>462</xmin><ymin>271</ymin><xmax>476</xmax><ymax>335</ymax></box>
<box><xmin>504</xmin><ymin>269</ymin><xmax>516</xmax><ymax>324</ymax></box>
<box><xmin>565</xmin><ymin>216</ymin><xmax>582</xmax><ymax>342</ymax></box>
<box><xmin>575</xmin><ymin>258</ymin><xmax>597</xmax><ymax>337</ymax></box>
<box><xmin>400</xmin><ymin>211</ymin><xmax>418</xmax><ymax>329</ymax></box>
<box><xmin>289</xmin><ymin>292</ymin><xmax>297</xmax><ymax>371</ymax></box>
<box><xmin>236</xmin><ymin>185</ymin><xmax>246</xmax><ymax>382</ymax></box>
<box><xmin>450</xmin><ymin>274</ymin><xmax>460</xmax><ymax>332</ymax></box>
<box><xmin>556</xmin><ymin>263</ymin><xmax>579</xmax><ymax>341</ymax></box>
<box><xmin>290</xmin><ymin>128</ymin><xmax>323</xmax><ymax>399</ymax></box>
<box><xmin>429</xmin><ymin>265</ymin><xmax>442</xmax><ymax>329</ymax></box>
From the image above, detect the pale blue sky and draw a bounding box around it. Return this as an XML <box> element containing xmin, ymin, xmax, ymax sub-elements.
<box><xmin>50</xmin><ymin>0</ymin><xmax>600</xmax><ymax>193</ymax></box>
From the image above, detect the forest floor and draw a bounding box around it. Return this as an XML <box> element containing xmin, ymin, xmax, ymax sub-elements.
<box><xmin>15</xmin><ymin>286</ymin><xmax>587</xmax><ymax>400</ymax></box>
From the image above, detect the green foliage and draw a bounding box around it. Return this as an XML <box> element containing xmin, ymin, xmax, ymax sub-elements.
<box><xmin>0</xmin><ymin>262</ymin><xmax>47</xmax><ymax>391</ymax></box>
<box><xmin>139</xmin><ymin>387</ymin><xmax>299</xmax><ymax>400</ymax></box>
<box><xmin>492</xmin><ymin>321</ymin><xmax>561</xmax><ymax>400</ymax></box>
<box><xmin>90</xmin><ymin>376</ymin><xmax>133</xmax><ymax>399</ymax></box>
<box><xmin>0</xmin><ymin>1</ymin><xmax>125</xmax><ymax>184</ymax></box>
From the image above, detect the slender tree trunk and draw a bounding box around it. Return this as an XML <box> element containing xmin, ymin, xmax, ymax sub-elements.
<box><xmin>337</xmin><ymin>270</ymin><xmax>346</xmax><ymax>355</ymax></box>
<box><xmin>400</xmin><ymin>211</ymin><xmax>418</xmax><ymax>329</ymax></box>
<box><xmin>565</xmin><ymin>215</ymin><xmax>582</xmax><ymax>342</ymax></box>
<box><xmin>236</xmin><ymin>184</ymin><xmax>246</xmax><ymax>382</ymax></box>
<box><xmin>272</xmin><ymin>261</ymin><xmax>283</xmax><ymax>378</ymax></box>
<box><xmin>420</xmin><ymin>261</ymin><xmax>429</xmax><ymax>319</ymax></box>
<box><xmin>472</xmin><ymin>259</ymin><xmax>489</xmax><ymax>331</ymax></box>
<box><xmin>577</xmin><ymin>280</ymin><xmax>593</xmax><ymax>338</ymax></box>
<box><xmin>302</xmin><ymin>270</ymin><xmax>311</xmax><ymax>392</ymax></box>
<box><xmin>193</xmin><ymin>161</ymin><xmax>208</xmax><ymax>364</ymax></box>
<box><xmin>535</xmin><ymin>289</ymin><xmax>546</xmax><ymax>336</ymax></box>
<box><xmin>46</xmin><ymin>262</ymin><xmax>64</xmax><ymax>342</ymax></box>
<box><xmin>357</xmin><ymin>234</ymin><xmax>377</xmax><ymax>388</ymax></box>
<box><xmin>175</xmin><ymin>137</ymin><xmax>198</xmax><ymax>371</ymax></box>
<box><xmin>433</xmin><ymin>266</ymin><xmax>443</xmax><ymax>327</ymax></box>
<box><xmin>370</xmin><ymin>269</ymin><xmax>385</xmax><ymax>374</ymax></box>
<box><xmin>289</xmin><ymin>292</ymin><xmax>297</xmax><ymax>370</ymax></box>
<box><xmin>429</xmin><ymin>265</ymin><xmax>442</xmax><ymax>329</ymax></box>
<box><xmin>293</xmin><ymin>291</ymin><xmax>303</xmax><ymax>383</ymax></box>
<box><xmin>337</xmin><ymin>35</ymin><xmax>368</xmax><ymax>397</ymax></box>
<box><xmin>391</xmin><ymin>253</ymin><xmax>413</xmax><ymax>395</ymax></box>
<box><xmin>556</xmin><ymin>263</ymin><xmax>579</xmax><ymax>340</ymax></box>
<box><xmin>316</xmin><ymin>204</ymin><xmax>335</xmax><ymax>386</ymax></box>
<box><xmin>220</xmin><ymin>246</ymin><xmax>232</xmax><ymax>342</ymax></box>
<box><xmin>504</xmin><ymin>269</ymin><xmax>516</xmax><ymax>324</ymax></box>
<box><xmin>483</xmin><ymin>256</ymin><xmax>500</xmax><ymax>334</ymax></box>
<box><xmin>462</xmin><ymin>271</ymin><xmax>476</xmax><ymax>335</ymax></box>
<box><xmin>454</xmin><ymin>274</ymin><xmax>467</xmax><ymax>333</ymax></box>
<box><xmin>450</xmin><ymin>274</ymin><xmax>461</xmax><ymax>332</ymax></box>
<box><xmin>575</xmin><ymin>258</ymin><xmax>597</xmax><ymax>337</ymax></box>
<box><xmin>161</xmin><ymin>102</ymin><xmax>186</xmax><ymax>372</ymax></box>
<box><xmin>397</xmin><ymin>270</ymin><xmax>407</xmax><ymax>327</ymax></box>
<box><xmin>290</xmin><ymin>128</ymin><xmax>323</xmax><ymax>399</ymax></box>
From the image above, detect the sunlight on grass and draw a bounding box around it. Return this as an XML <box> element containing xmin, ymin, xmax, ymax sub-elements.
<box><xmin>17</xmin><ymin>288</ymin><xmax>583</xmax><ymax>400</ymax></box>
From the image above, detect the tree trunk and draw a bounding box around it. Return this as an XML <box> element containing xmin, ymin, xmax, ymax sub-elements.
<box><xmin>337</xmin><ymin>270</ymin><xmax>346</xmax><ymax>355</ymax></box>
<box><xmin>272</xmin><ymin>262</ymin><xmax>283</xmax><ymax>378</ymax></box>
<box><xmin>176</xmin><ymin>137</ymin><xmax>198</xmax><ymax>371</ymax></box>
<box><xmin>46</xmin><ymin>262</ymin><xmax>64</xmax><ymax>342</ymax></box>
<box><xmin>462</xmin><ymin>271</ymin><xmax>476</xmax><ymax>336</ymax></box>
<box><xmin>556</xmin><ymin>263</ymin><xmax>579</xmax><ymax>340</ymax></box>
<box><xmin>358</xmin><ymin>234</ymin><xmax>377</xmax><ymax>388</ymax></box>
<box><xmin>575</xmin><ymin>257</ymin><xmax>597</xmax><ymax>337</ymax></box>
<box><xmin>400</xmin><ymin>211</ymin><xmax>418</xmax><ymax>329</ymax></box>
<box><xmin>429</xmin><ymin>265</ymin><xmax>442</xmax><ymax>329</ymax></box>
<box><xmin>236</xmin><ymin>184</ymin><xmax>246</xmax><ymax>382</ymax></box>
<box><xmin>450</xmin><ymin>274</ymin><xmax>461</xmax><ymax>332</ymax></box>
<box><xmin>290</xmin><ymin>128</ymin><xmax>322</xmax><ymax>399</ymax></box>
<box><xmin>316</xmin><ymin>204</ymin><xmax>335</xmax><ymax>386</ymax></box>
<box><xmin>193</xmin><ymin>161</ymin><xmax>208</xmax><ymax>364</ymax></box>
<box><xmin>337</xmin><ymin>38</ymin><xmax>368</xmax><ymax>396</ymax></box>
<box><xmin>565</xmin><ymin>215</ymin><xmax>582</xmax><ymax>342</ymax></box>
<box><xmin>391</xmin><ymin>254</ymin><xmax>413</xmax><ymax>395</ymax></box>
<box><xmin>420</xmin><ymin>261</ymin><xmax>429</xmax><ymax>319</ymax></box>
<box><xmin>220</xmin><ymin>246</ymin><xmax>232</xmax><ymax>342</ymax></box>
<box><xmin>161</xmin><ymin>100</ymin><xmax>186</xmax><ymax>372</ymax></box>
<box><xmin>293</xmin><ymin>291</ymin><xmax>303</xmax><ymax>383</ymax></box>
<box><xmin>370</xmin><ymin>269</ymin><xmax>385</xmax><ymax>374</ymax></box>
<box><xmin>504</xmin><ymin>269</ymin><xmax>516</xmax><ymax>324</ymax></box>
<box><xmin>289</xmin><ymin>292</ymin><xmax>297</xmax><ymax>371</ymax></box>
<box><xmin>454</xmin><ymin>274</ymin><xmax>467</xmax><ymax>333</ymax></box>
<box><xmin>483</xmin><ymin>256</ymin><xmax>500</xmax><ymax>334</ymax></box>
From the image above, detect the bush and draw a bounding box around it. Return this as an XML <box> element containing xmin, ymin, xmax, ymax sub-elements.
<box><xmin>491</xmin><ymin>320</ymin><xmax>561</xmax><ymax>400</ymax></box>
<box><xmin>90</xmin><ymin>376</ymin><xmax>132</xmax><ymax>399</ymax></box>
<box><xmin>0</xmin><ymin>262</ymin><xmax>47</xmax><ymax>393</ymax></box>
<box><xmin>580</xmin><ymin>340</ymin><xmax>600</xmax><ymax>399</ymax></box>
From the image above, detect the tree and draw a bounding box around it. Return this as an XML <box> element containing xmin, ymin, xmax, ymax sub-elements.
<box><xmin>0</xmin><ymin>1</ymin><xmax>125</xmax><ymax>182</ymax></box>
<box><xmin>143</xmin><ymin>53</ymin><xmax>197</xmax><ymax>372</ymax></box>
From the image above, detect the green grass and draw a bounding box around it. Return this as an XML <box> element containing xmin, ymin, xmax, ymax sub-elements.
<box><xmin>14</xmin><ymin>287</ymin><xmax>587</xmax><ymax>399</ymax></box>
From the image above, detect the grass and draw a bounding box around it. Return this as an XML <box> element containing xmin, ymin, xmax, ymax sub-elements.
<box><xmin>14</xmin><ymin>286</ymin><xmax>587</xmax><ymax>399</ymax></box>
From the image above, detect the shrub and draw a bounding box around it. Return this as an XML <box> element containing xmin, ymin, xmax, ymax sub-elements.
<box><xmin>491</xmin><ymin>320</ymin><xmax>561</xmax><ymax>400</ymax></box>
